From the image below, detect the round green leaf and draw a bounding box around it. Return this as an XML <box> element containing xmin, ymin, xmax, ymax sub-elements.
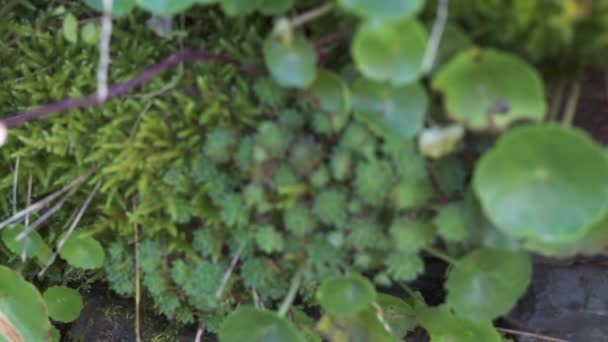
<box><xmin>218</xmin><ymin>307</ymin><xmax>306</xmax><ymax>342</ymax></box>
<box><xmin>59</xmin><ymin>233</ymin><xmax>105</xmax><ymax>269</ymax></box>
<box><xmin>263</xmin><ymin>35</ymin><xmax>317</xmax><ymax>88</ymax></box>
<box><xmin>352</xmin><ymin>78</ymin><xmax>428</xmax><ymax>139</ymax></box>
<box><xmin>337</xmin><ymin>0</ymin><xmax>424</xmax><ymax>20</ymax></box>
<box><xmin>258</xmin><ymin>0</ymin><xmax>294</xmax><ymax>15</ymax></box>
<box><xmin>352</xmin><ymin>18</ymin><xmax>427</xmax><ymax>86</ymax></box>
<box><xmin>445</xmin><ymin>248</ymin><xmax>532</xmax><ymax>321</ymax></box>
<box><xmin>0</xmin><ymin>265</ymin><xmax>52</xmax><ymax>342</ymax></box>
<box><xmin>474</xmin><ymin>125</ymin><xmax>608</xmax><ymax>243</ymax></box>
<box><xmin>136</xmin><ymin>0</ymin><xmax>198</xmax><ymax>14</ymax></box>
<box><xmin>432</xmin><ymin>48</ymin><xmax>546</xmax><ymax>130</ymax></box>
<box><xmin>433</xmin><ymin>202</ymin><xmax>471</xmax><ymax>242</ymax></box>
<box><xmin>525</xmin><ymin>213</ymin><xmax>608</xmax><ymax>257</ymax></box>
<box><xmin>310</xmin><ymin>69</ymin><xmax>351</xmax><ymax>115</ymax></box>
<box><xmin>43</xmin><ymin>286</ymin><xmax>84</xmax><ymax>323</ymax></box>
<box><xmin>2</xmin><ymin>225</ymin><xmax>53</xmax><ymax>264</ymax></box>
<box><xmin>418</xmin><ymin>305</ymin><xmax>502</xmax><ymax>342</ymax></box>
<box><xmin>51</xmin><ymin>326</ymin><xmax>61</xmax><ymax>342</ymax></box>
<box><xmin>85</xmin><ymin>0</ymin><xmax>136</xmax><ymax>16</ymax></box>
<box><xmin>317</xmin><ymin>310</ymin><xmax>400</xmax><ymax>342</ymax></box>
<box><xmin>317</xmin><ymin>274</ymin><xmax>376</xmax><ymax>318</ymax></box>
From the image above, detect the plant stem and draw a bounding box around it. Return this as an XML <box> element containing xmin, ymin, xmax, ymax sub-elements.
<box><xmin>97</xmin><ymin>0</ymin><xmax>114</xmax><ymax>101</ymax></box>
<box><xmin>561</xmin><ymin>80</ymin><xmax>581</xmax><ymax>127</ymax></box>
<box><xmin>424</xmin><ymin>246</ymin><xmax>458</xmax><ymax>265</ymax></box>
<box><xmin>278</xmin><ymin>268</ymin><xmax>304</xmax><ymax>317</ymax></box>
<box><xmin>548</xmin><ymin>80</ymin><xmax>566</xmax><ymax>121</ymax></box>
<box><xmin>422</xmin><ymin>0</ymin><xmax>450</xmax><ymax>72</ymax></box>
<box><xmin>0</xmin><ymin>168</ymin><xmax>94</xmax><ymax>231</ymax></box>
<box><xmin>215</xmin><ymin>242</ymin><xmax>245</xmax><ymax>299</ymax></box>
<box><xmin>20</xmin><ymin>176</ymin><xmax>32</xmax><ymax>262</ymax></box>
<box><xmin>134</xmin><ymin>221</ymin><xmax>142</xmax><ymax>342</ymax></box>
<box><xmin>495</xmin><ymin>327</ymin><xmax>568</xmax><ymax>342</ymax></box>
<box><xmin>11</xmin><ymin>157</ymin><xmax>19</xmax><ymax>215</ymax></box>
<box><xmin>291</xmin><ymin>3</ymin><xmax>334</xmax><ymax>28</ymax></box>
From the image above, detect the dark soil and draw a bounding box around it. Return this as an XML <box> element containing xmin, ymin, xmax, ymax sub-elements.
<box><xmin>508</xmin><ymin>260</ymin><xmax>608</xmax><ymax>342</ymax></box>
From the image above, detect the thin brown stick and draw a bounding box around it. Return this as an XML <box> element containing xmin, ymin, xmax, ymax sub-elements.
<box><xmin>16</xmin><ymin>187</ymin><xmax>78</xmax><ymax>240</ymax></box>
<box><xmin>422</xmin><ymin>0</ymin><xmax>450</xmax><ymax>71</ymax></box>
<box><xmin>12</xmin><ymin>157</ymin><xmax>19</xmax><ymax>214</ymax></box>
<box><xmin>97</xmin><ymin>0</ymin><xmax>114</xmax><ymax>101</ymax></box>
<box><xmin>194</xmin><ymin>323</ymin><xmax>205</xmax><ymax>342</ymax></box>
<box><xmin>496</xmin><ymin>327</ymin><xmax>569</xmax><ymax>342</ymax></box>
<box><xmin>0</xmin><ymin>168</ymin><xmax>95</xmax><ymax>230</ymax></box>
<box><xmin>314</xmin><ymin>27</ymin><xmax>354</xmax><ymax>48</ymax></box>
<box><xmin>134</xmin><ymin>221</ymin><xmax>142</xmax><ymax>342</ymax></box>
<box><xmin>21</xmin><ymin>176</ymin><xmax>32</xmax><ymax>262</ymax></box>
<box><xmin>215</xmin><ymin>243</ymin><xmax>245</xmax><ymax>299</ymax></box>
<box><xmin>1</xmin><ymin>49</ymin><xmax>245</xmax><ymax>129</ymax></box>
<box><xmin>290</xmin><ymin>3</ymin><xmax>334</xmax><ymax>28</ymax></box>
<box><xmin>561</xmin><ymin>80</ymin><xmax>581</xmax><ymax>127</ymax></box>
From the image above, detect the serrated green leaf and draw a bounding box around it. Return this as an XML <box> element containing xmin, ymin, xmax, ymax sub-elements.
<box><xmin>474</xmin><ymin>125</ymin><xmax>608</xmax><ymax>243</ymax></box>
<box><xmin>337</xmin><ymin>0</ymin><xmax>423</xmax><ymax>20</ymax></box>
<box><xmin>386</xmin><ymin>252</ymin><xmax>424</xmax><ymax>282</ymax></box>
<box><xmin>85</xmin><ymin>0</ymin><xmax>136</xmax><ymax>16</ymax></box>
<box><xmin>60</xmin><ymin>232</ymin><xmax>105</xmax><ymax>269</ymax></box>
<box><xmin>433</xmin><ymin>48</ymin><xmax>546</xmax><ymax>130</ymax></box>
<box><xmin>445</xmin><ymin>248</ymin><xmax>532</xmax><ymax>321</ymax></box>
<box><xmin>255</xmin><ymin>225</ymin><xmax>284</xmax><ymax>253</ymax></box>
<box><xmin>434</xmin><ymin>202</ymin><xmax>471</xmax><ymax>242</ymax></box>
<box><xmin>264</xmin><ymin>35</ymin><xmax>317</xmax><ymax>88</ymax></box>
<box><xmin>310</xmin><ymin>69</ymin><xmax>351</xmax><ymax>129</ymax></box>
<box><xmin>0</xmin><ymin>265</ymin><xmax>52</xmax><ymax>342</ymax></box>
<box><xmin>219</xmin><ymin>307</ymin><xmax>306</xmax><ymax>342</ymax></box>
<box><xmin>352</xmin><ymin>18</ymin><xmax>427</xmax><ymax>86</ymax></box>
<box><xmin>390</xmin><ymin>218</ymin><xmax>435</xmax><ymax>253</ymax></box>
<box><xmin>352</xmin><ymin>78</ymin><xmax>427</xmax><ymax>139</ymax></box>
<box><xmin>43</xmin><ymin>286</ymin><xmax>84</xmax><ymax>323</ymax></box>
<box><xmin>317</xmin><ymin>274</ymin><xmax>376</xmax><ymax>318</ymax></box>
